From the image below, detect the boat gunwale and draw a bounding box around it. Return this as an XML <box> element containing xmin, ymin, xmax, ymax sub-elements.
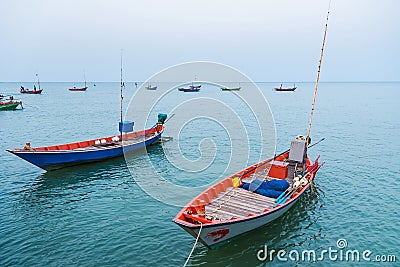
<box><xmin>7</xmin><ymin>125</ymin><xmax>163</xmax><ymax>153</ymax></box>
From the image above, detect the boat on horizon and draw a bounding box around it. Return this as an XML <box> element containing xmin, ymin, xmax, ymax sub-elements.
<box><xmin>221</xmin><ymin>86</ymin><xmax>241</xmax><ymax>91</ymax></box>
<box><xmin>69</xmin><ymin>86</ymin><xmax>87</xmax><ymax>91</ymax></box>
<box><xmin>20</xmin><ymin>74</ymin><xmax>43</xmax><ymax>94</ymax></box>
<box><xmin>178</xmin><ymin>87</ymin><xmax>200</xmax><ymax>92</ymax></box>
<box><xmin>145</xmin><ymin>84</ymin><xmax>157</xmax><ymax>90</ymax></box>
<box><xmin>274</xmin><ymin>83</ymin><xmax>297</xmax><ymax>92</ymax></box>
<box><xmin>69</xmin><ymin>72</ymin><xmax>88</xmax><ymax>91</ymax></box>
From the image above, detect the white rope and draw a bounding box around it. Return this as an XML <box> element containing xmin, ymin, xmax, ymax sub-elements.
<box><xmin>183</xmin><ymin>222</ymin><xmax>203</xmax><ymax>267</ymax></box>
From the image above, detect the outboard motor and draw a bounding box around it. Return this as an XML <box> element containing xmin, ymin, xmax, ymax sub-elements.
<box><xmin>158</xmin><ymin>113</ymin><xmax>168</xmax><ymax>124</ymax></box>
<box><xmin>285</xmin><ymin>135</ymin><xmax>308</xmax><ymax>182</ymax></box>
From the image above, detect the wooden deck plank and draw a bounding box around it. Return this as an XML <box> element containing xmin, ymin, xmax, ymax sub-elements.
<box><xmin>221</xmin><ymin>191</ymin><xmax>274</xmax><ymax>208</ymax></box>
<box><xmin>205</xmin><ymin>186</ymin><xmax>279</xmax><ymax>220</ymax></box>
<box><xmin>226</xmin><ymin>187</ymin><xmax>277</xmax><ymax>204</ymax></box>
<box><xmin>207</xmin><ymin>203</ymin><xmax>250</xmax><ymax>217</ymax></box>
<box><xmin>215</xmin><ymin>192</ymin><xmax>270</xmax><ymax>211</ymax></box>
<box><xmin>211</xmin><ymin>198</ymin><xmax>263</xmax><ymax>214</ymax></box>
<box><xmin>218</xmin><ymin>196</ymin><xmax>271</xmax><ymax>211</ymax></box>
<box><xmin>205</xmin><ymin>205</ymin><xmax>246</xmax><ymax>219</ymax></box>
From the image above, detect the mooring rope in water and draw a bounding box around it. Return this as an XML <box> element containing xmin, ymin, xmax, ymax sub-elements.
<box><xmin>183</xmin><ymin>222</ymin><xmax>203</xmax><ymax>267</ymax></box>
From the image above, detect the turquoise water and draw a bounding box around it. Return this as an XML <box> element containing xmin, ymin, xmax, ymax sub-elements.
<box><xmin>0</xmin><ymin>82</ymin><xmax>399</xmax><ymax>266</ymax></box>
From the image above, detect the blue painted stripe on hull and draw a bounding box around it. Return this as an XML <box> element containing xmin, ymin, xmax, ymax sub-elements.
<box><xmin>10</xmin><ymin>133</ymin><xmax>161</xmax><ymax>170</ymax></box>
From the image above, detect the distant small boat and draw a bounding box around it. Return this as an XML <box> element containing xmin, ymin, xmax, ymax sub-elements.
<box><xmin>275</xmin><ymin>84</ymin><xmax>297</xmax><ymax>92</ymax></box>
<box><xmin>20</xmin><ymin>74</ymin><xmax>43</xmax><ymax>94</ymax></box>
<box><xmin>69</xmin><ymin>72</ymin><xmax>88</xmax><ymax>91</ymax></box>
<box><xmin>20</xmin><ymin>88</ymin><xmax>43</xmax><ymax>94</ymax></box>
<box><xmin>190</xmin><ymin>85</ymin><xmax>201</xmax><ymax>89</ymax></box>
<box><xmin>0</xmin><ymin>96</ymin><xmax>23</xmax><ymax>110</ymax></box>
<box><xmin>221</xmin><ymin>87</ymin><xmax>241</xmax><ymax>91</ymax></box>
<box><xmin>145</xmin><ymin>84</ymin><xmax>157</xmax><ymax>90</ymax></box>
<box><xmin>178</xmin><ymin>87</ymin><xmax>200</xmax><ymax>92</ymax></box>
<box><xmin>69</xmin><ymin>86</ymin><xmax>87</xmax><ymax>91</ymax></box>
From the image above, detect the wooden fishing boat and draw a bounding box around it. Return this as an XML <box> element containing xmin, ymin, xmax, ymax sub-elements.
<box><xmin>69</xmin><ymin>72</ymin><xmax>88</xmax><ymax>91</ymax></box>
<box><xmin>20</xmin><ymin>74</ymin><xmax>43</xmax><ymax>94</ymax></box>
<box><xmin>178</xmin><ymin>87</ymin><xmax>200</xmax><ymax>92</ymax></box>
<box><xmin>221</xmin><ymin>87</ymin><xmax>241</xmax><ymax>91</ymax></box>
<box><xmin>0</xmin><ymin>96</ymin><xmax>23</xmax><ymax>110</ymax></box>
<box><xmin>173</xmin><ymin>139</ymin><xmax>324</xmax><ymax>248</ymax></box>
<box><xmin>7</xmin><ymin>117</ymin><xmax>166</xmax><ymax>170</ymax></box>
<box><xmin>20</xmin><ymin>87</ymin><xmax>43</xmax><ymax>94</ymax></box>
<box><xmin>145</xmin><ymin>85</ymin><xmax>157</xmax><ymax>90</ymax></box>
<box><xmin>274</xmin><ymin>84</ymin><xmax>297</xmax><ymax>92</ymax></box>
<box><xmin>69</xmin><ymin>87</ymin><xmax>87</xmax><ymax>91</ymax></box>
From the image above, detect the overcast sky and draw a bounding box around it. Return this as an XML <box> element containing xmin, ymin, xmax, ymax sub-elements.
<box><xmin>0</xmin><ymin>0</ymin><xmax>399</xmax><ymax>82</ymax></box>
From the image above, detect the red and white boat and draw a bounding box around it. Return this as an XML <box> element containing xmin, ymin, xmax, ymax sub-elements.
<box><xmin>20</xmin><ymin>74</ymin><xmax>43</xmax><ymax>94</ymax></box>
<box><xmin>20</xmin><ymin>87</ymin><xmax>43</xmax><ymax>94</ymax></box>
<box><xmin>68</xmin><ymin>86</ymin><xmax>87</xmax><ymax>91</ymax></box>
<box><xmin>173</xmin><ymin>141</ymin><xmax>323</xmax><ymax>248</ymax></box>
<box><xmin>274</xmin><ymin>84</ymin><xmax>297</xmax><ymax>92</ymax></box>
<box><xmin>69</xmin><ymin>73</ymin><xmax>88</xmax><ymax>91</ymax></box>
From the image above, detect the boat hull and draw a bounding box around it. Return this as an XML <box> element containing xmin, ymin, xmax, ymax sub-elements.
<box><xmin>178</xmin><ymin>88</ymin><xmax>200</xmax><ymax>92</ymax></box>
<box><xmin>7</xmin><ymin>131</ymin><xmax>162</xmax><ymax>171</ymax></box>
<box><xmin>221</xmin><ymin>87</ymin><xmax>241</xmax><ymax>91</ymax></box>
<box><xmin>274</xmin><ymin>88</ymin><xmax>296</xmax><ymax>91</ymax></box>
<box><xmin>0</xmin><ymin>102</ymin><xmax>21</xmax><ymax>110</ymax></box>
<box><xmin>20</xmin><ymin>89</ymin><xmax>43</xmax><ymax>94</ymax></box>
<box><xmin>69</xmin><ymin>87</ymin><xmax>88</xmax><ymax>91</ymax></box>
<box><xmin>178</xmin><ymin>195</ymin><xmax>302</xmax><ymax>248</ymax></box>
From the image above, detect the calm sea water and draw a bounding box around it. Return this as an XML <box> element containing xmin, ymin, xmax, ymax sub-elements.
<box><xmin>0</xmin><ymin>82</ymin><xmax>399</xmax><ymax>266</ymax></box>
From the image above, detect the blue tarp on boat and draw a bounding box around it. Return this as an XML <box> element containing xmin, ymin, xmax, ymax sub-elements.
<box><xmin>242</xmin><ymin>179</ymin><xmax>290</xmax><ymax>198</ymax></box>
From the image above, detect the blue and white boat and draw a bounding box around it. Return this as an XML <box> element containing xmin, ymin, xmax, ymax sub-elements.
<box><xmin>7</xmin><ymin>115</ymin><xmax>167</xmax><ymax>171</ymax></box>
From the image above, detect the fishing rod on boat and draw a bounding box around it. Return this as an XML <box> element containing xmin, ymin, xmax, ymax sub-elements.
<box><xmin>305</xmin><ymin>0</ymin><xmax>331</xmax><ymax>149</ymax></box>
<box><xmin>119</xmin><ymin>49</ymin><xmax>124</xmax><ymax>141</ymax></box>
<box><xmin>164</xmin><ymin>113</ymin><xmax>175</xmax><ymax>124</ymax></box>
<box><xmin>307</xmin><ymin>137</ymin><xmax>325</xmax><ymax>149</ymax></box>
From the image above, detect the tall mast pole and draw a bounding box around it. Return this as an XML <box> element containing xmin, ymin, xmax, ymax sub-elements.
<box><xmin>36</xmin><ymin>73</ymin><xmax>40</xmax><ymax>90</ymax></box>
<box><xmin>84</xmin><ymin>70</ymin><xmax>86</xmax><ymax>89</ymax></box>
<box><xmin>120</xmin><ymin>49</ymin><xmax>123</xmax><ymax>124</ymax></box>
<box><xmin>306</xmin><ymin>1</ymin><xmax>331</xmax><ymax>148</ymax></box>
